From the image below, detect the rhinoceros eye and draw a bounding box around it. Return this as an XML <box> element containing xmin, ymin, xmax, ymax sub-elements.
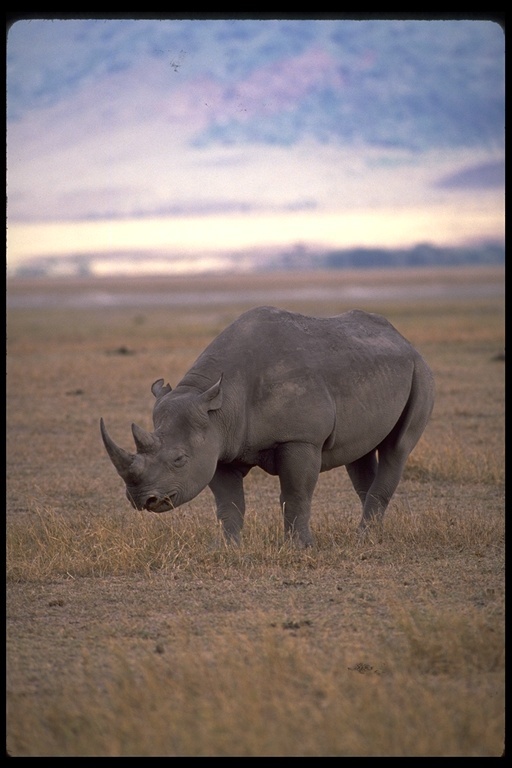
<box><xmin>172</xmin><ymin>454</ymin><xmax>187</xmax><ymax>468</ymax></box>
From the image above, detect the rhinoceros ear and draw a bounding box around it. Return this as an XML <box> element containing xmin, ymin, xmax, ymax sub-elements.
<box><xmin>151</xmin><ymin>379</ymin><xmax>172</xmax><ymax>400</ymax></box>
<box><xmin>198</xmin><ymin>375</ymin><xmax>223</xmax><ymax>412</ymax></box>
<box><xmin>131</xmin><ymin>423</ymin><xmax>159</xmax><ymax>453</ymax></box>
<box><xmin>100</xmin><ymin>418</ymin><xmax>134</xmax><ymax>477</ymax></box>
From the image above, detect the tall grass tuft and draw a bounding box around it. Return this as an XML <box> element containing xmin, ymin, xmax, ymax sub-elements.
<box><xmin>7</xmin><ymin>495</ymin><xmax>504</xmax><ymax>583</ymax></box>
<box><xmin>7</xmin><ymin>507</ymin><xmax>198</xmax><ymax>581</ymax></box>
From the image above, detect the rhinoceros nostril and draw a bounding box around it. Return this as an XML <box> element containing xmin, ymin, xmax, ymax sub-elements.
<box><xmin>145</xmin><ymin>495</ymin><xmax>159</xmax><ymax>510</ymax></box>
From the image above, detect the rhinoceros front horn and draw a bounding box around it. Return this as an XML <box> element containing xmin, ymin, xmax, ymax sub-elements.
<box><xmin>100</xmin><ymin>418</ymin><xmax>134</xmax><ymax>477</ymax></box>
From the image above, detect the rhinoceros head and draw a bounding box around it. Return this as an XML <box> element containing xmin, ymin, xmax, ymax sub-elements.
<box><xmin>100</xmin><ymin>377</ymin><xmax>223</xmax><ymax>513</ymax></box>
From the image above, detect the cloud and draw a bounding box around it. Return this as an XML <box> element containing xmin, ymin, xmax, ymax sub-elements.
<box><xmin>197</xmin><ymin>46</ymin><xmax>344</xmax><ymax>125</ymax></box>
<box><xmin>434</xmin><ymin>160</ymin><xmax>505</xmax><ymax>190</ymax></box>
<box><xmin>6</xmin><ymin>15</ymin><xmax>505</xmax><ymax>264</ymax></box>
<box><xmin>7</xmin><ymin>19</ymin><xmax>193</xmax><ymax>118</ymax></box>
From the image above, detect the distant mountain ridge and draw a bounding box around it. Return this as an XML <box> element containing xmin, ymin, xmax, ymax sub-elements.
<box><xmin>12</xmin><ymin>241</ymin><xmax>505</xmax><ymax>279</ymax></box>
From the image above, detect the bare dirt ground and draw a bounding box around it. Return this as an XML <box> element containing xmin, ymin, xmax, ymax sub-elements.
<box><xmin>6</xmin><ymin>265</ymin><xmax>504</xmax><ymax>309</ymax></box>
<box><xmin>6</xmin><ymin>266</ymin><xmax>505</xmax><ymax>756</ymax></box>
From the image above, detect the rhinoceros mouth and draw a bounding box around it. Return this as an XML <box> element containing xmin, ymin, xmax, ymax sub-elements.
<box><xmin>144</xmin><ymin>493</ymin><xmax>177</xmax><ymax>513</ymax></box>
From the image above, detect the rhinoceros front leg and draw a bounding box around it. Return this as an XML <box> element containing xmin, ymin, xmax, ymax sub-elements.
<box><xmin>208</xmin><ymin>463</ymin><xmax>248</xmax><ymax>544</ymax></box>
<box><xmin>276</xmin><ymin>442</ymin><xmax>322</xmax><ymax>547</ymax></box>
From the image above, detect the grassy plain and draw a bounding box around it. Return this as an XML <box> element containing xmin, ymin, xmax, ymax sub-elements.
<box><xmin>6</xmin><ymin>267</ymin><xmax>505</xmax><ymax>756</ymax></box>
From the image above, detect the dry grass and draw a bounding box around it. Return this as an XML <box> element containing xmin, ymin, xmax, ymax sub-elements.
<box><xmin>6</xmin><ymin>610</ymin><xmax>504</xmax><ymax>757</ymax></box>
<box><xmin>6</xmin><ymin>268</ymin><xmax>505</xmax><ymax>756</ymax></box>
<box><xmin>6</xmin><ymin>494</ymin><xmax>504</xmax><ymax>582</ymax></box>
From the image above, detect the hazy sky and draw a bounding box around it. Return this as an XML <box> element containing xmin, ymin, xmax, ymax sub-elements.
<box><xmin>7</xmin><ymin>17</ymin><xmax>505</xmax><ymax>274</ymax></box>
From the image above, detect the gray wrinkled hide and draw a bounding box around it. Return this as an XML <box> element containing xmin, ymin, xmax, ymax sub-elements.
<box><xmin>101</xmin><ymin>306</ymin><xmax>435</xmax><ymax>546</ymax></box>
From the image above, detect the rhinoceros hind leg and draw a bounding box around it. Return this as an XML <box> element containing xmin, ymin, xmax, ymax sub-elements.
<box><xmin>346</xmin><ymin>451</ymin><xmax>378</xmax><ymax>508</ymax></box>
<box><xmin>357</xmin><ymin>359</ymin><xmax>434</xmax><ymax>538</ymax></box>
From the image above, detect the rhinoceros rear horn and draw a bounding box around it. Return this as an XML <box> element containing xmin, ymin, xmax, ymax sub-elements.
<box><xmin>131</xmin><ymin>422</ymin><xmax>158</xmax><ymax>453</ymax></box>
<box><xmin>100</xmin><ymin>418</ymin><xmax>134</xmax><ymax>477</ymax></box>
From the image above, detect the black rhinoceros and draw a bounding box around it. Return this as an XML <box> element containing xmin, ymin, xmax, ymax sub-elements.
<box><xmin>100</xmin><ymin>306</ymin><xmax>434</xmax><ymax>546</ymax></box>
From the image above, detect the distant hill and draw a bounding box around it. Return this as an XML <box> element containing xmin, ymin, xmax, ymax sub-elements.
<box><xmin>312</xmin><ymin>241</ymin><xmax>505</xmax><ymax>270</ymax></box>
<box><xmin>12</xmin><ymin>241</ymin><xmax>504</xmax><ymax>279</ymax></box>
